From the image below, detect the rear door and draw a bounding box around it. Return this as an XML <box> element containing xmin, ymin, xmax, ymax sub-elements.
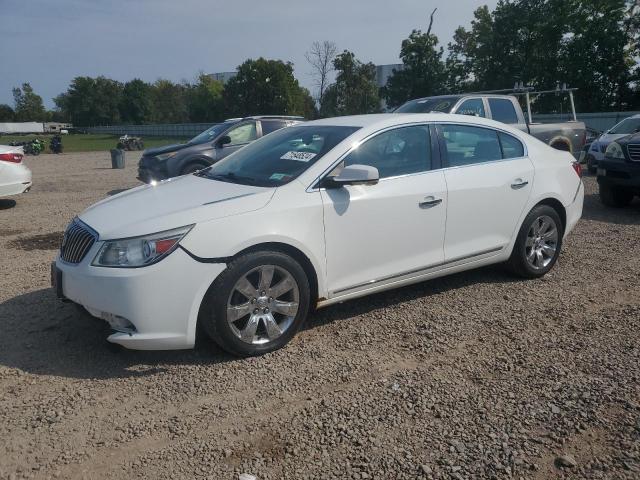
<box><xmin>437</xmin><ymin>123</ymin><xmax>534</xmax><ymax>261</ymax></box>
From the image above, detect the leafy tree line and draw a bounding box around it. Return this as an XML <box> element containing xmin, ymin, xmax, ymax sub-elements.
<box><xmin>383</xmin><ymin>0</ymin><xmax>640</xmax><ymax>112</ymax></box>
<box><xmin>1</xmin><ymin>0</ymin><xmax>638</xmax><ymax>125</ymax></box>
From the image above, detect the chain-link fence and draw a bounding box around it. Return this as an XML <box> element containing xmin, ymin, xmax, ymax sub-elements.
<box><xmin>85</xmin><ymin>123</ymin><xmax>217</xmax><ymax>137</ymax></box>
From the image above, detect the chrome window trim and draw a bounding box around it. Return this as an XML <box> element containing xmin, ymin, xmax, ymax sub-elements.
<box><xmin>306</xmin><ymin>121</ymin><xmax>529</xmax><ymax>193</ymax></box>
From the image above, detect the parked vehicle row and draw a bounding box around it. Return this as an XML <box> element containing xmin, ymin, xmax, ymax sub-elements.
<box><xmin>53</xmin><ymin>113</ymin><xmax>583</xmax><ymax>356</ymax></box>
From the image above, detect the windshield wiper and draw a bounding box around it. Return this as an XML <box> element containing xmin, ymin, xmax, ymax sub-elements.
<box><xmin>205</xmin><ymin>172</ymin><xmax>258</xmax><ymax>185</ymax></box>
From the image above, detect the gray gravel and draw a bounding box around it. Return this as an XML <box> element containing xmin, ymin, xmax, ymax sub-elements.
<box><xmin>1</xmin><ymin>152</ymin><xmax>639</xmax><ymax>479</ymax></box>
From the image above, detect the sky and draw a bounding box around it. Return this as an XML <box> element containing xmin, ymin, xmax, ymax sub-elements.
<box><xmin>0</xmin><ymin>0</ymin><xmax>499</xmax><ymax>109</ymax></box>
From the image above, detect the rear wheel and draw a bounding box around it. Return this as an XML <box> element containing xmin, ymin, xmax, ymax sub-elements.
<box><xmin>599</xmin><ymin>183</ymin><xmax>633</xmax><ymax>208</ymax></box>
<box><xmin>200</xmin><ymin>251</ymin><xmax>310</xmax><ymax>356</ymax></box>
<box><xmin>508</xmin><ymin>205</ymin><xmax>563</xmax><ymax>279</ymax></box>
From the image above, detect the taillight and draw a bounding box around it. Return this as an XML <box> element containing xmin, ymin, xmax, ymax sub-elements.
<box><xmin>571</xmin><ymin>161</ymin><xmax>582</xmax><ymax>178</ymax></box>
<box><xmin>0</xmin><ymin>153</ymin><xmax>23</xmax><ymax>163</ymax></box>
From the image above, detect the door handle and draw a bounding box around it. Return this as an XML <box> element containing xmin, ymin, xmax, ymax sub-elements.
<box><xmin>511</xmin><ymin>179</ymin><xmax>529</xmax><ymax>189</ymax></box>
<box><xmin>419</xmin><ymin>196</ymin><xmax>442</xmax><ymax>208</ymax></box>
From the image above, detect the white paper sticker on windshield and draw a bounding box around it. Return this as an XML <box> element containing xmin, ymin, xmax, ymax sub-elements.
<box><xmin>281</xmin><ymin>151</ymin><xmax>316</xmax><ymax>162</ymax></box>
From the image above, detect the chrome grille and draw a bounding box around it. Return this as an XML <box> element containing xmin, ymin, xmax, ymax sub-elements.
<box><xmin>628</xmin><ymin>144</ymin><xmax>640</xmax><ymax>162</ymax></box>
<box><xmin>60</xmin><ymin>219</ymin><xmax>98</xmax><ymax>264</ymax></box>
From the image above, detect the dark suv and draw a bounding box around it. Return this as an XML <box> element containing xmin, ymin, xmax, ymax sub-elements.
<box><xmin>597</xmin><ymin>132</ymin><xmax>640</xmax><ymax>207</ymax></box>
<box><xmin>137</xmin><ymin>116</ymin><xmax>304</xmax><ymax>183</ymax></box>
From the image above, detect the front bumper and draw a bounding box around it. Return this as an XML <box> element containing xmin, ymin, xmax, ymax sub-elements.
<box><xmin>54</xmin><ymin>245</ymin><xmax>226</xmax><ymax>350</ymax></box>
<box><xmin>597</xmin><ymin>159</ymin><xmax>640</xmax><ymax>192</ymax></box>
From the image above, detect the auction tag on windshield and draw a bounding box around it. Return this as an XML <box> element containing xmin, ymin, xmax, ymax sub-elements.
<box><xmin>270</xmin><ymin>173</ymin><xmax>287</xmax><ymax>181</ymax></box>
<box><xmin>281</xmin><ymin>151</ymin><xmax>316</xmax><ymax>162</ymax></box>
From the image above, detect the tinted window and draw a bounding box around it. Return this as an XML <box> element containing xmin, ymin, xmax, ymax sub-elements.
<box><xmin>343</xmin><ymin>125</ymin><xmax>431</xmax><ymax>178</ymax></box>
<box><xmin>488</xmin><ymin>98</ymin><xmax>519</xmax><ymax>124</ymax></box>
<box><xmin>456</xmin><ymin>98</ymin><xmax>486</xmax><ymax>118</ymax></box>
<box><xmin>499</xmin><ymin>132</ymin><xmax>524</xmax><ymax>158</ymax></box>
<box><xmin>261</xmin><ymin>120</ymin><xmax>286</xmax><ymax>135</ymax></box>
<box><xmin>394</xmin><ymin>97</ymin><xmax>460</xmax><ymax>113</ymax></box>
<box><xmin>226</xmin><ymin>122</ymin><xmax>257</xmax><ymax>145</ymax></box>
<box><xmin>441</xmin><ymin>125</ymin><xmax>502</xmax><ymax>167</ymax></box>
<box><xmin>203</xmin><ymin>125</ymin><xmax>359</xmax><ymax>187</ymax></box>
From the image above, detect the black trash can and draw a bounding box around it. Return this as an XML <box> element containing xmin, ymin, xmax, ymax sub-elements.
<box><xmin>110</xmin><ymin>149</ymin><xmax>125</xmax><ymax>169</ymax></box>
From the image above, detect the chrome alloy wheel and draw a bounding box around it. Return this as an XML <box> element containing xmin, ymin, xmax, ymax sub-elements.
<box><xmin>226</xmin><ymin>265</ymin><xmax>300</xmax><ymax>345</ymax></box>
<box><xmin>525</xmin><ymin>215</ymin><xmax>559</xmax><ymax>270</ymax></box>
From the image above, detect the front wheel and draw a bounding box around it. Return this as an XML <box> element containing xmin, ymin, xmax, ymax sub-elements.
<box><xmin>508</xmin><ymin>205</ymin><xmax>563</xmax><ymax>279</ymax></box>
<box><xmin>181</xmin><ymin>161</ymin><xmax>209</xmax><ymax>175</ymax></box>
<box><xmin>200</xmin><ymin>251</ymin><xmax>311</xmax><ymax>356</ymax></box>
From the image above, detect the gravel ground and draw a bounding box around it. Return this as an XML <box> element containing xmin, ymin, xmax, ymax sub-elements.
<box><xmin>1</xmin><ymin>152</ymin><xmax>639</xmax><ymax>480</ymax></box>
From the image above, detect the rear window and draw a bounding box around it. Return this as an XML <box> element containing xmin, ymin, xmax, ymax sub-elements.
<box><xmin>261</xmin><ymin>120</ymin><xmax>286</xmax><ymax>135</ymax></box>
<box><xmin>488</xmin><ymin>98</ymin><xmax>519</xmax><ymax>124</ymax></box>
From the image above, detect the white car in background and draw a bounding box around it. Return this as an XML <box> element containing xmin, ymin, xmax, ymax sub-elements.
<box><xmin>0</xmin><ymin>144</ymin><xmax>32</xmax><ymax>198</ymax></box>
<box><xmin>52</xmin><ymin>114</ymin><xmax>583</xmax><ymax>356</ymax></box>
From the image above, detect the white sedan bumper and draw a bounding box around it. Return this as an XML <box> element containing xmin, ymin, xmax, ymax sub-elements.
<box><xmin>55</xmin><ymin>246</ymin><xmax>226</xmax><ymax>350</ymax></box>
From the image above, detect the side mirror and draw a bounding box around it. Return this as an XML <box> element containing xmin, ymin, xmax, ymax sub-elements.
<box><xmin>217</xmin><ymin>135</ymin><xmax>231</xmax><ymax>148</ymax></box>
<box><xmin>324</xmin><ymin>164</ymin><xmax>379</xmax><ymax>188</ymax></box>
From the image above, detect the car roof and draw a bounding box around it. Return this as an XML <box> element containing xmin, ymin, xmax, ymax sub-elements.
<box><xmin>305</xmin><ymin>113</ymin><xmax>516</xmax><ymax>130</ymax></box>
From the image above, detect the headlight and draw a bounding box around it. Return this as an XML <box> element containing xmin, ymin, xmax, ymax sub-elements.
<box><xmin>156</xmin><ymin>152</ymin><xmax>177</xmax><ymax>161</ymax></box>
<box><xmin>605</xmin><ymin>142</ymin><xmax>625</xmax><ymax>160</ymax></box>
<box><xmin>92</xmin><ymin>225</ymin><xmax>193</xmax><ymax>268</ymax></box>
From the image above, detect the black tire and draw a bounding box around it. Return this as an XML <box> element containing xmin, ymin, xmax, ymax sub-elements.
<box><xmin>199</xmin><ymin>251</ymin><xmax>311</xmax><ymax>357</ymax></box>
<box><xmin>507</xmin><ymin>205</ymin><xmax>563</xmax><ymax>279</ymax></box>
<box><xmin>181</xmin><ymin>161</ymin><xmax>209</xmax><ymax>175</ymax></box>
<box><xmin>599</xmin><ymin>183</ymin><xmax>633</xmax><ymax>208</ymax></box>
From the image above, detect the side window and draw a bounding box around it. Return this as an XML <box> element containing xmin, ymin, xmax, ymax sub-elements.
<box><xmin>342</xmin><ymin>125</ymin><xmax>431</xmax><ymax>179</ymax></box>
<box><xmin>455</xmin><ymin>98</ymin><xmax>486</xmax><ymax>118</ymax></box>
<box><xmin>441</xmin><ymin>124</ymin><xmax>502</xmax><ymax>167</ymax></box>
<box><xmin>226</xmin><ymin>122</ymin><xmax>257</xmax><ymax>145</ymax></box>
<box><xmin>488</xmin><ymin>98</ymin><xmax>519</xmax><ymax>124</ymax></box>
<box><xmin>261</xmin><ymin>120</ymin><xmax>286</xmax><ymax>135</ymax></box>
<box><xmin>499</xmin><ymin>132</ymin><xmax>525</xmax><ymax>158</ymax></box>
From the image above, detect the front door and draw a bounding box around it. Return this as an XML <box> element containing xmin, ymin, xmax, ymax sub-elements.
<box><xmin>321</xmin><ymin>124</ymin><xmax>447</xmax><ymax>296</ymax></box>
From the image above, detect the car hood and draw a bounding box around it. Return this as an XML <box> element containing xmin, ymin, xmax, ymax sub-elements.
<box><xmin>616</xmin><ymin>131</ymin><xmax>640</xmax><ymax>144</ymax></box>
<box><xmin>142</xmin><ymin>142</ymin><xmax>191</xmax><ymax>157</ymax></box>
<box><xmin>79</xmin><ymin>174</ymin><xmax>275</xmax><ymax>240</ymax></box>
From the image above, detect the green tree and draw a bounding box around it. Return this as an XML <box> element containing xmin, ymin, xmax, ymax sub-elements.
<box><xmin>150</xmin><ymin>79</ymin><xmax>189</xmax><ymax>123</ymax></box>
<box><xmin>120</xmin><ymin>79</ymin><xmax>153</xmax><ymax>124</ymax></box>
<box><xmin>382</xmin><ymin>10</ymin><xmax>447</xmax><ymax>108</ymax></box>
<box><xmin>446</xmin><ymin>0</ymin><xmax>638</xmax><ymax>111</ymax></box>
<box><xmin>0</xmin><ymin>104</ymin><xmax>15</xmax><ymax>121</ymax></box>
<box><xmin>186</xmin><ymin>73</ymin><xmax>225</xmax><ymax>122</ymax></box>
<box><xmin>12</xmin><ymin>83</ymin><xmax>47</xmax><ymax>121</ymax></box>
<box><xmin>57</xmin><ymin>76</ymin><xmax>123</xmax><ymax>125</ymax></box>
<box><xmin>320</xmin><ymin>51</ymin><xmax>379</xmax><ymax>116</ymax></box>
<box><xmin>223</xmin><ymin>58</ymin><xmax>313</xmax><ymax>117</ymax></box>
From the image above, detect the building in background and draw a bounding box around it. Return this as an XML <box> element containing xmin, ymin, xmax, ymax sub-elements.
<box><xmin>207</xmin><ymin>71</ymin><xmax>237</xmax><ymax>84</ymax></box>
<box><xmin>376</xmin><ymin>64</ymin><xmax>404</xmax><ymax>110</ymax></box>
<box><xmin>44</xmin><ymin>122</ymin><xmax>72</xmax><ymax>133</ymax></box>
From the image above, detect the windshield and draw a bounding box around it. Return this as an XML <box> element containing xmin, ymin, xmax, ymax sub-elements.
<box><xmin>608</xmin><ymin>118</ymin><xmax>640</xmax><ymax>135</ymax></box>
<box><xmin>394</xmin><ymin>96</ymin><xmax>460</xmax><ymax>113</ymax></box>
<box><xmin>189</xmin><ymin>122</ymin><xmax>235</xmax><ymax>144</ymax></box>
<box><xmin>199</xmin><ymin>125</ymin><xmax>360</xmax><ymax>187</ymax></box>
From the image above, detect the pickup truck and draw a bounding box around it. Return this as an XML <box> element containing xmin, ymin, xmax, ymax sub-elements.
<box><xmin>396</xmin><ymin>91</ymin><xmax>586</xmax><ymax>157</ymax></box>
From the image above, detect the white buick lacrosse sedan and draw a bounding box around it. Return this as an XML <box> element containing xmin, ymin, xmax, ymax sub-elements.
<box><xmin>53</xmin><ymin>114</ymin><xmax>583</xmax><ymax>356</ymax></box>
